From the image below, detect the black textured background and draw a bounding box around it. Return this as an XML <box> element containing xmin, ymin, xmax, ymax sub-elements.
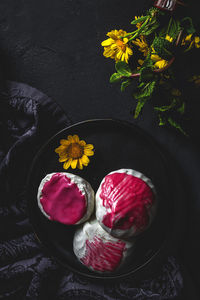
<box><xmin>1</xmin><ymin>0</ymin><xmax>200</xmax><ymax>297</ymax></box>
<box><xmin>0</xmin><ymin>0</ymin><xmax>199</xmax><ymax>128</ymax></box>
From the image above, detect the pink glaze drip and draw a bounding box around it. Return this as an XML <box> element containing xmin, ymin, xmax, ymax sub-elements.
<box><xmin>100</xmin><ymin>172</ymin><xmax>154</xmax><ymax>230</ymax></box>
<box><xmin>40</xmin><ymin>173</ymin><xmax>87</xmax><ymax>225</ymax></box>
<box><xmin>81</xmin><ymin>236</ymin><xmax>125</xmax><ymax>271</ymax></box>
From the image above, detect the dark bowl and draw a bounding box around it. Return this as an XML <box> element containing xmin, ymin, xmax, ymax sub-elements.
<box><xmin>26</xmin><ymin>119</ymin><xmax>185</xmax><ymax>280</ymax></box>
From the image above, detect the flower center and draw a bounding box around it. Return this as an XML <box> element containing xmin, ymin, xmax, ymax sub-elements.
<box><xmin>67</xmin><ymin>143</ymin><xmax>83</xmax><ymax>159</ymax></box>
<box><xmin>116</xmin><ymin>39</ymin><xmax>126</xmax><ymax>52</ymax></box>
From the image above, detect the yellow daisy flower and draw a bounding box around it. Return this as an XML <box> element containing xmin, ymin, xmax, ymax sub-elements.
<box><xmin>151</xmin><ymin>47</ymin><xmax>168</xmax><ymax>69</ymax></box>
<box><xmin>194</xmin><ymin>36</ymin><xmax>200</xmax><ymax>48</ymax></box>
<box><xmin>101</xmin><ymin>29</ymin><xmax>133</xmax><ymax>63</ymax></box>
<box><xmin>55</xmin><ymin>135</ymin><xmax>94</xmax><ymax>170</ymax></box>
<box><xmin>181</xmin><ymin>34</ymin><xmax>200</xmax><ymax>49</ymax></box>
<box><xmin>132</xmin><ymin>35</ymin><xmax>149</xmax><ymax>57</ymax></box>
<box><xmin>181</xmin><ymin>33</ymin><xmax>193</xmax><ymax>45</ymax></box>
<box><xmin>154</xmin><ymin>59</ymin><xmax>168</xmax><ymax>69</ymax></box>
<box><xmin>165</xmin><ymin>34</ymin><xmax>173</xmax><ymax>43</ymax></box>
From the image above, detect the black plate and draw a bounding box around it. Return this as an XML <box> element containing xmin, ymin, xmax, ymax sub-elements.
<box><xmin>27</xmin><ymin>119</ymin><xmax>185</xmax><ymax>280</ymax></box>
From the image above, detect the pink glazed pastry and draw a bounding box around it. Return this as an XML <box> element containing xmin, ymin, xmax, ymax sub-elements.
<box><xmin>96</xmin><ymin>169</ymin><xmax>156</xmax><ymax>238</ymax></box>
<box><xmin>37</xmin><ymin>172</ymin><xmax>94</xmax><ymax>225</ymax></box>
<box><xmin>73</xmin><ymin>219</ymin><xmax>134</xmax><ymax>273</ymax></box>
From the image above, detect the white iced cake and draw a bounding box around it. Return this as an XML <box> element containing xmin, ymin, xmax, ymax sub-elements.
<box><xmin>96</xmin><ymin>169</ymin><xmax>156</xmax><ymax>238</ymax></box>
<box><xmin>73</xmin><ymin>219</ymin><xmax>134</xmax><ymax>273</ymax></box>
<box><xmin>37</xmin><ymin>172</ymin><xmax>94</xmax><ymax>225</ymax></box>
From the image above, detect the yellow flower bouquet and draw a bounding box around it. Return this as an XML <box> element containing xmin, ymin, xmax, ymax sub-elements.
<box><xmin>101</xmin><ymin>4</ymin><xmax>200</xmax><ymax>135</ymax></box>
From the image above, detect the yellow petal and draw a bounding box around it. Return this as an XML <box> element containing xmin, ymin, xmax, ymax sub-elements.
<box><xmin>116</xmin><ymin>51</ymin><xmax>123</xmax><ymax>60</ymax></box>
<box><xmin>67</xmin><ymin>135</ymin><xmax>74</xmax><ymax>142</ymax></box>
<box><xmin>165</xmin><ymin>35</ymin><xmax>173</xmax><ymax>42</ymax></box>
<box><xmin>73</xmin><ymin>135</ymin><xmax>79</xmax><ymax>143</ymax></box>
<box><xmin>138</xmin><ymin>59</ymin><xmax>144</xmax><ymax>65</ymax></box>
<box><xmin>81</xmin><ymin>155</ymin><xmax>90</xmax><ymax>166</ymax></box>
<box><xmin>84</xmin><ymin>144</ymin><xmax>94</xmax><ymax>150</ymax></box>
<box><xmin>101</xmin><ymin>38</ymin><xmax>114</xmax><ymax>46</ymax></box>
<box><xmin>55</xmin><ymin>145</ymin><xmax>65</xmax><ymax>153</ymax></box>
<box><xmin>78</xmin><ymin>159</ymin><xmax>83</xmax><ymax>170</ymax></box>
<box><xmin>59</xmin><ymin>156</ymin><xmax>68</xmax><ymax>162</ymax></box>
<box><xmin>123</xmin><ymin>38</ymin><xmax>128</xmax><ymax>44</ymax></box>
<box><xmin>55</xmin><ymin>147</ymin><xmax>60</xmax><ymax>153</ymax></box>
<box><xmin>58</xmin><ymin>145</ymin><xmax>66</xmax><ymax>150</ymax></box>
<box><xmin>132</xmin><ymin>39</ymin><xmax>139</xmax><ymax>46</ymax></box>
<box><xmin>127</xmin><ymin>47</ymin><xmax>133</xmax><ymax>55</ymax></box>
<box><xmin>121</xmin><ymin>53</ymin><xmax>125</xmax><ymax>62</ymax></box>
<box><xmin>185</xmin><ymin>34</ymin><xmax>193</xmax><ymax>41</ymax></box>
<box><xmin>84</xmin><ymin>149</ymin><xmax>94</xmax><ymax>156</ymax></box>
<box><xmin>60</xmin><ymin>139</ymin><xmax>70</xmax><ymax>146</ymax></box>
<box><xmin>155</xmin><ymin>59</ymin><xmax>168</xmax><ymax>69</ymax></box>
<box><xmin>71</xmin><ymin>159</ymin><xmax>78</xmax><ymax>169</ymax></box>
<box><xmin>63</xmin><ymin>159</ymin><xmax>72</xmax><ymax>170</ymax></box>
<box><xmin>79</xmin><ymin>140</ymin><xmax>86</xmax><ymax>146</ymax></box>
<box><xmin>195</xmin><ymin>36</ymin><xmax>200</xmax><ymax>48</ymax></box>
<box><xmin>107</xmin><ymin>31</ymin><xmax>117</xmax><ymax>39</ymax></box>
<box><xmin>124</xmin><ymin>52</ymin><xmax>129</xmax><ymax>63</ymax></box>
<box><xmin>104</xmin><ymin>52</ymin><xmax>114</xmax><ymax>58</ymax></box>
<box><xmin>151</xmin><ymin>54</ymin><xmax>161</xmax><ymax>61</ymax></box>
<box><xmin>104</xmin><ymin>47</ymin><xmax>115</xmax><ymax>55</ymax></box>
<box><xmin>110</xmin><ymin>43</ymin><xmax>118</xmax><ymax>50</ymax></box>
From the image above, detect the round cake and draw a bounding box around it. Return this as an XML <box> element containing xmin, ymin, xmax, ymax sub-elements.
<box><xmin>73</xmin><ymin>219</ymin><xmax>134</xmax><ymax>273</ymax></box>
<box><xmin>37</xmin><ymin>172</ymin><xmax>94</xmax><ymax>225</ymax></box>
<box><xmin>96</xmin><ymin>169</ymin><xmax>156</xmax><ymax>238</ymax></box>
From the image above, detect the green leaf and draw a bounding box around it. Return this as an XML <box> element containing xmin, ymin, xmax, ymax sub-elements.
<box><xmin>158</xmin><ymin>114</ymin><xmax>166</xmax><ymax>126</ymax></box>
<box><xmin>168</xmin><ymin>117</ymin><xmax>188</xmax><ymax>136</ymax></box>
<box><xmin>153</xmin><ymin>37</ymin><xmax>174</xmax><ymax>59</ymax></box>
<box><xmin>131</xmin><ymin>16</ymin><xmax>148</xmax><ymax>25</ymax></box>
<box><xmin>121</xmin><ymin>79</ymin><xmax>132</xmax><ymax>92</ymax></box>
<box><xmin>138</xmin><ymin>82</ymin><xmax>145</xmax><ymax>88</ymax></box>
<box><xmin>134</xmin><ymin>81</ymin><xmax>156</xmax><ymax>100</ymax></box>
<box><xmin>154</xmin><ymin>98</ymin><xmax>177</xmax><ymax>112</ymax></box>
<box><xmin>133</xmin><ymin>81</ymin><xmax>157</xmax><ymax>118</ymax></box>
<box><xmin>115</xmin><ymin>61</ymin><xmax>132</xmax><ymax>77</ymax></box>
<box><xmin>144</xmin><ymin>22</ymin><xmax>159</xmax><ymax>36</ymax></box>
<box><xmin>181</xmin><ymin>17</ymin><xmax>196</xmax><ymax>35</ymax></box>
<box><xmin>141</xmin><ymin>56</ymin><xmax>154</xmax><ymax>69</ymax></box>
<box><xmin>159</xmin><ymin>26</ymin><xmax>167</xmax><ymax>38</ymax></box>
<box><xmin>134</xmin><ymin>98</ymin><xmax>148</xmax><ymax>119</ymax></box>
<box><xmin>110</xmin><ymin>73</ymin><xmax>122</xmax><ymax>83</ymax></box>
<box><xmin>177</xmin><ymin>102</ymin><xmax>185</xmax><ymax>114</ymax></box>
<box><xmin>139</xmin><ymin>67</ymin><xmax>154</xmax><ymax>82</ymax></box>
<box><xmin>167</xmin><ymin>18</ymin><xmax>182</xmax><ymax>39</ymax></box>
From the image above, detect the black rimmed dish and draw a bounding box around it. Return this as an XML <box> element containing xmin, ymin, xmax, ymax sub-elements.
<box><xmin>26</xmin><ymin>119</ymin><xmax>185</xmax><ymax>280</ymax></box>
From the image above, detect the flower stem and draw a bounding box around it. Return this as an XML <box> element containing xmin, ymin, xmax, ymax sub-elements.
<box><xmin>128</xmin><ymin>17</ymin><xmax>150</xmax><ymax>41</ymax></box>
<box><xmin>176</xmin><ymin>30</ymin><xmax>183</xmax><ymax>46</ymax></box>
<box><xmin>122</xmin><ymin>30</ymin><xmax>138</xmax><ymax>39</ymax></box>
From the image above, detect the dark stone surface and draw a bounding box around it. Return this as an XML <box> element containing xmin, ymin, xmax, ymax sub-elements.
<box><xmin>0</xmin><ymin>0</ymin><xmax>200</xmax><ymax>297</ymax></box>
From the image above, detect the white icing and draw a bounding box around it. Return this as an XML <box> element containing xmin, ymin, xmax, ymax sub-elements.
<box><xmin>73</xmin><ymin>219</ymin><xmax>134</xmax><ymax>273</ymax></box>
<box><xmin>96</xmin><ymin>168</ymin><xmax>157</xmax><ymax>238</ymax></box>
<box><xmin>37</xmin><ymin>172</ymin><xmax>94</xmax><ymax>225</ymax></box>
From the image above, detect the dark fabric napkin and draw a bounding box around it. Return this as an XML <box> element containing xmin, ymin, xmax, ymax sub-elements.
<box><xmin>0</xmin><ymin>81</ymin><xmax>184</xmax><ymax>299</ymax></box>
